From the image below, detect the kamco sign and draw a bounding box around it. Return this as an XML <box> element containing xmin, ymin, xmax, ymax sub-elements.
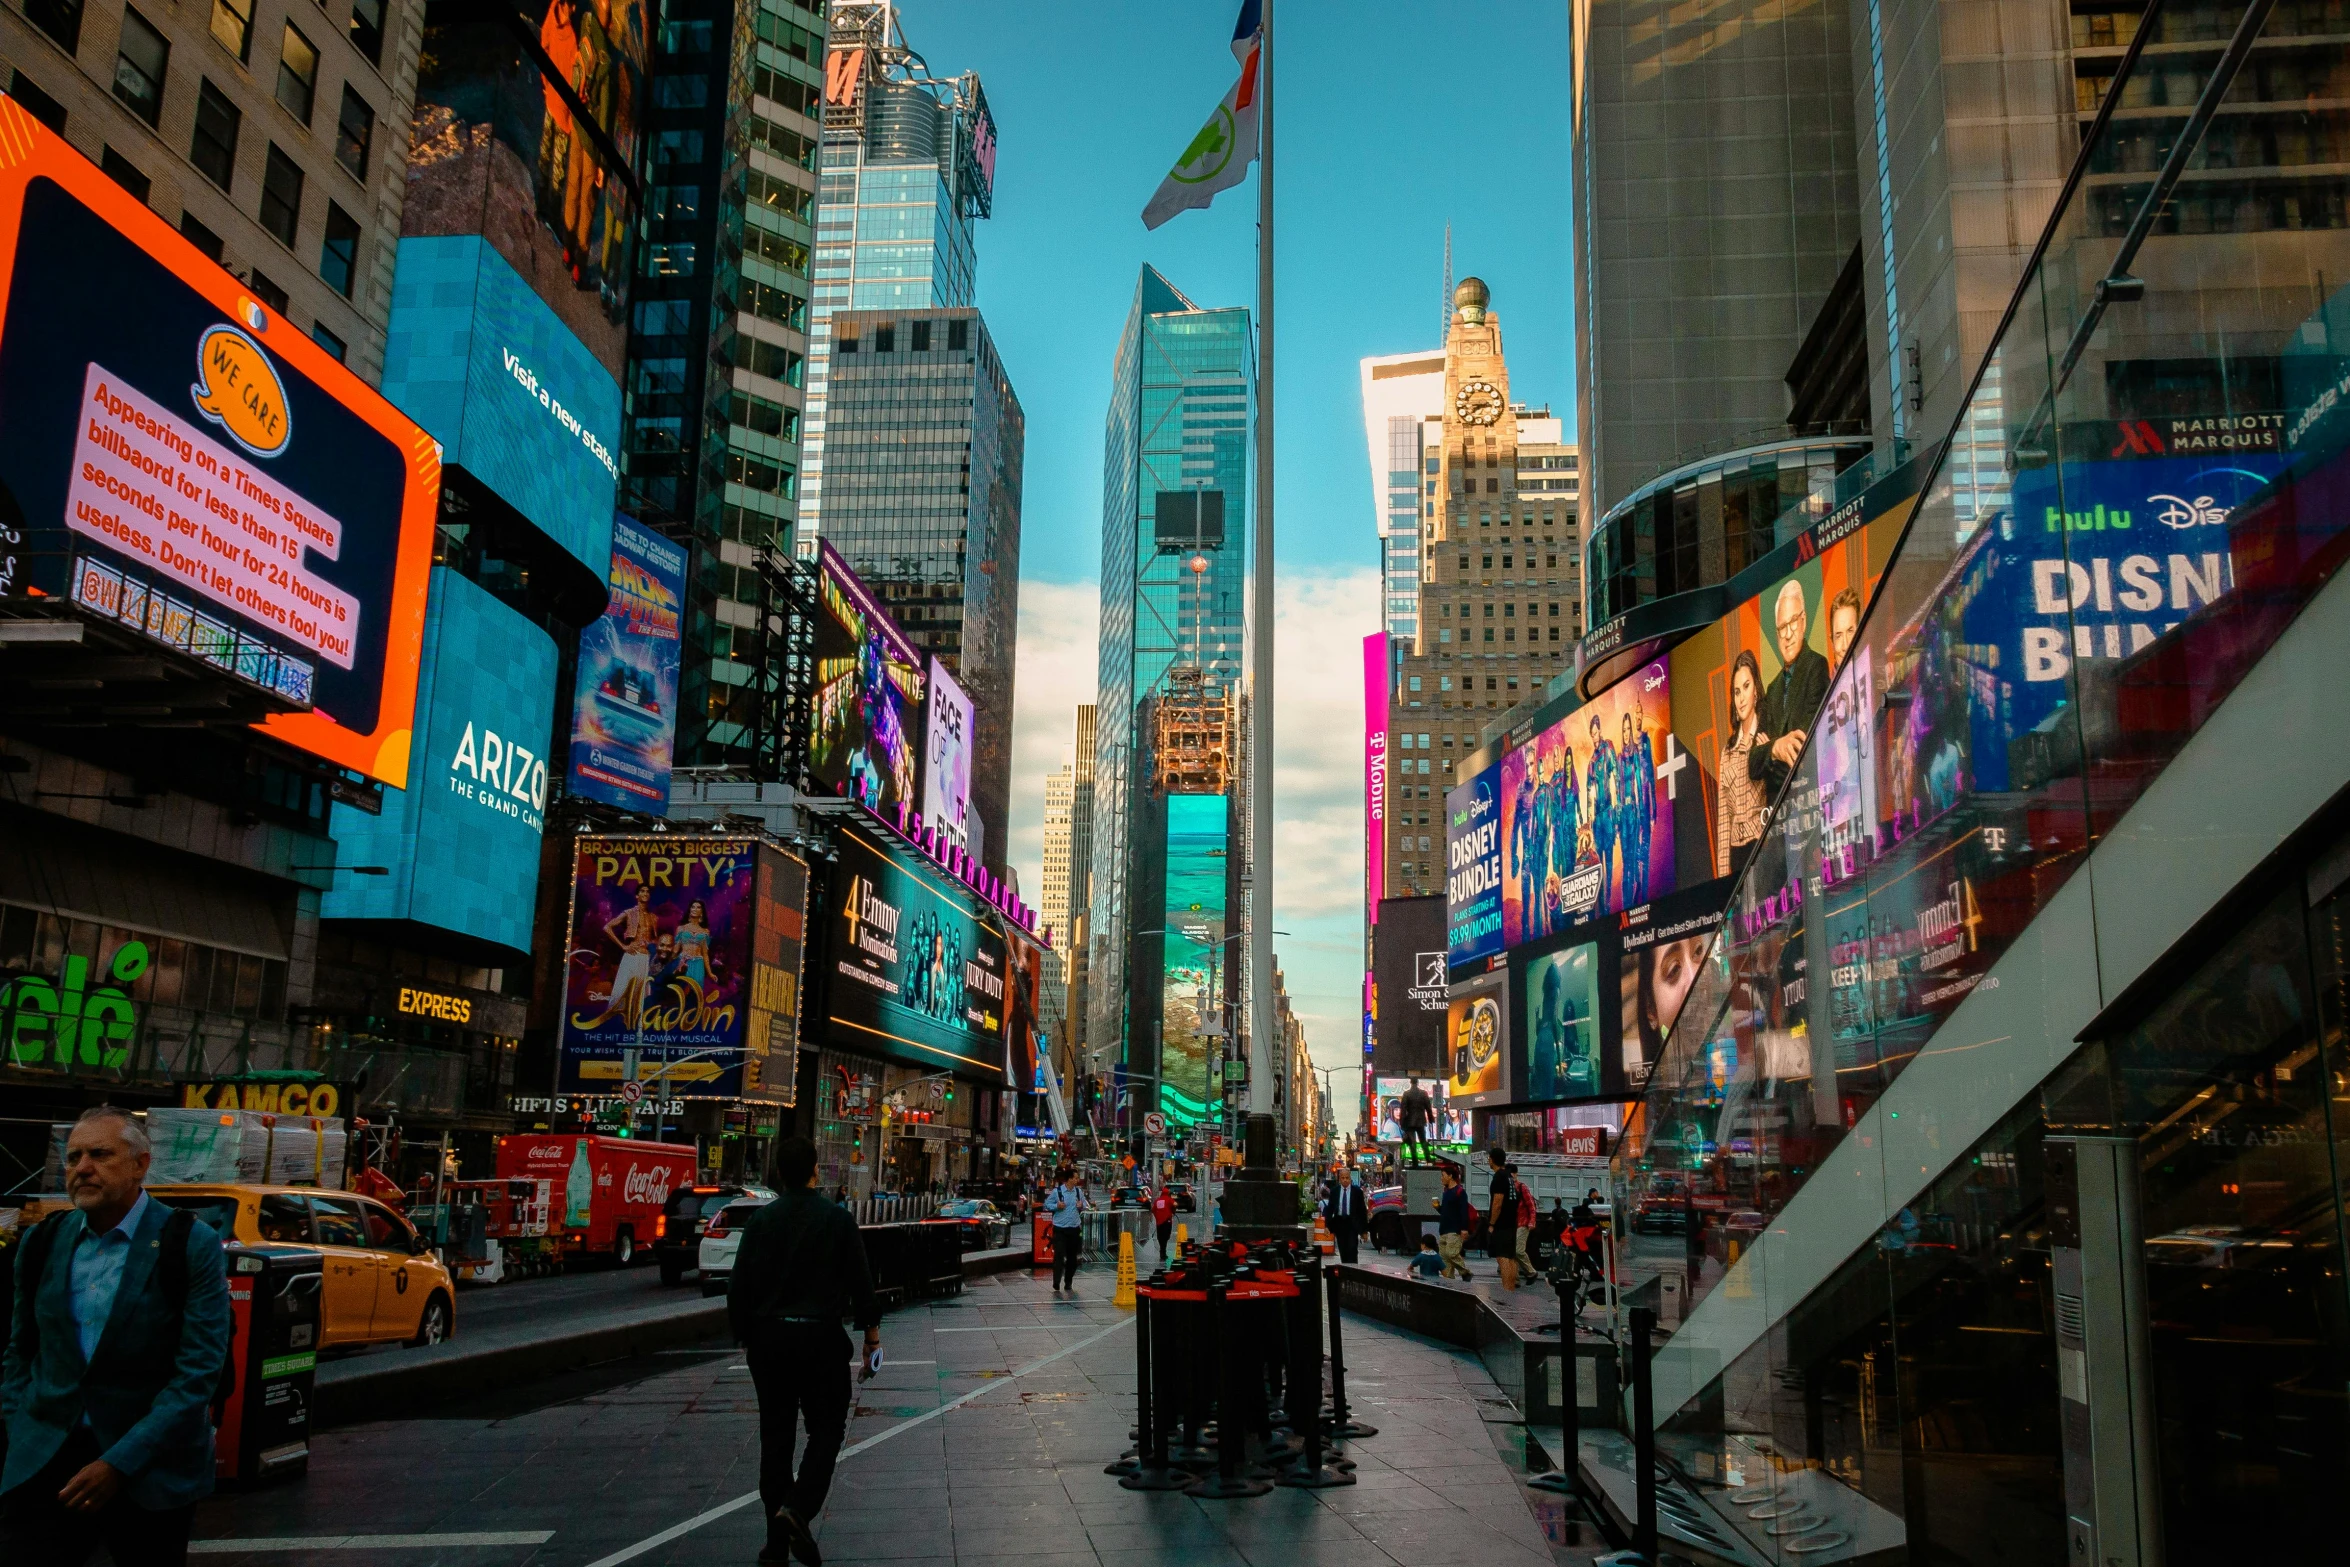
<box><xmin>180</xmin><ymin>1078</ymin><xmax>347</xmax><ymax>1117</ymax></box>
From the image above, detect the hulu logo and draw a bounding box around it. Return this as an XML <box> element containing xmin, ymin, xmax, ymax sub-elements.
<box><xmin>2044</xmin><ymin>504</ymin><xmax>2132</xmax><ymax>532</ymax></box>
<box><xmin>3</xmin><ymin>942</ymin><xmax>147</xmax><ymax>1068</ymax></box>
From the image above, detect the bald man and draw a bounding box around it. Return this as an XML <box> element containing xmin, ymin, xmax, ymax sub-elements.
<box><xmin>1749</xmin><ymin>579</ymin><xmax>1831</xmax><ymax>797</ymax></box>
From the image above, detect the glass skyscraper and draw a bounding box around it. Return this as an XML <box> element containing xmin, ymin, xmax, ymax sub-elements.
<box><xmin>1088</xmin><ymin>267</ymin><xmax>1254</xmax><ymax>1106</ymax></box>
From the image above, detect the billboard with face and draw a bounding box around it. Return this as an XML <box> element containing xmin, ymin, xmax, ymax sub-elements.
<box><xmin>559</xmin><ymin>836</ymin><xmax>756</xmax><ymax>1095</ymax></box>
<box><xmin>1371</xmin><ymin>1076</ymin><xmax>1471</xmax><ymax>1144</ymax></box>
<box><xmin>923</xmin><ymin>657</ymin><xmax>975</xmax><ymax>848</ymax></box>
<box><xmin>0</xmin><ymin>116</ymin><xmax>437</xmax><ymax>787</ymax></box>
<box><xmin>823</xmin><ymin>826</ymin><xmax>1009</xmax><ymax>1082</ymax></box>
<box><xmin>811</xmin><ymin>543</ymin><xmax>925</xmax><ymax>815</ymax></box>
<box><xmin>1617</xmin><ymin>894</ymin><xmax>1723</xmax><ymax>1092</ymax></box>
<box><xmin>1446</xmin><ymin>965</ymin><xmax>1511</xmax><ymax>1109</ymax></box>
<box><xmin>567</xmin><ymin>515</ymin><xmax>684</xmax><ymax>811</ymax></box>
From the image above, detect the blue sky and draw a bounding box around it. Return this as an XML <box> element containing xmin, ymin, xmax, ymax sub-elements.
<box><xmin>909</xmin><ymin>1</ymin><xmax>1576</xmax><ymax>1127</ymax></box>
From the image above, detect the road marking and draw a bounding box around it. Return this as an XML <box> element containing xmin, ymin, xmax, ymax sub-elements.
<box><xmin>190</xmin><ymin>1533</ymin><xmax>555</xmax><ymax>1552</ymax></box>
<box><xmin>578</xmin><ymin>1316</ymin><xmax>1132</xmax><ymax>1567</ymax></box>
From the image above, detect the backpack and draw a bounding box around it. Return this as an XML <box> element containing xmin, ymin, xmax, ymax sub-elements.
<box><xmin>18</xmin><ymin>1207</ymin><xmax>240</xmax><ymax>1424</ymax></box>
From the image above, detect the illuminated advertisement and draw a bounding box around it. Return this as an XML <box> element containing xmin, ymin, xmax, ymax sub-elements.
<box><xmin>559</xmin><ymin>836</ymin><xmax>755</xmax><ymax>1096</ymax></box>
<box><xmin>1444</xmin><ymin>765</ymin><xmax>1504</xmax><ymax>966</ymax></box>
<box><xmin>1364</xmin><ymin>634</ymin><xmax>1388</xmax><ymax>924</ymax></box>
<box><xmin>567</xmin><ymin>515</ymin><xmax>684</xmax><ymax>810</ymax></box>
<box><xmin>742</xmin><ymin>845</ymin><xmax>810</xmax><ymax>1106</ymax></box>
<box><xmin>404</xmin><ymin>1</ymin><xmax>645</xmax><ymax>376</ymax></box>
<box><xmin>1371</xmin><ymin>1075</ymin><xmax>1471</xmax><ymax>1145</ymax></box>
<box><xmin>0</xmin><ymin>112</ymin><xmax>436</xmax><ymax>787</ymax></box>
<box><xmin>325</xmin><ymin>571</ymin><xmax>556</xmax><ymax>951</ymax></box>
<box><xmin>1159</xmin><ymin>793</ymin><xmax>1230</xmax><ymax>1127</ymax></box>
<box><xmin>1446</xmin><ymin>966</ymin><xmax>1511</xmax><ymax>1109</ymax></box>
<box><xmin>1499</xmin><ymin>658</ymin><xmax>1677</xmax><ymax>946</ymax></box>
<box><xmin>921</xmin><ymin>657</ymin><xmax>975</xmax><ymax>849</ymax></box>
<box><xmin>1369</xmin><ymin>895</ymin><xmax>1446</xmax><ymax>1072</ymax></box>
<box><xmin>1615</xmin><ymin>889</ymin><xmax>1722</xmax><ymax>1092</ymax></box>
<box><xmin>1520</xmin><ymin>941</ymin><xmax>1603</xmax><ymax>1101</ymax></box>
<box><xmin>380</xmin><ymin>235</ymin><xmax>619</xmax><ymax>574</ymax></box>
<box><xmin>823</xmin><ymin>825</ymin><xmax>1009</xmax><ymax>1082</ymax></box>
<box><xmin>812</xmin><ymin>542</ymin><xmax>925</xmax><ymax>814</ymax></box>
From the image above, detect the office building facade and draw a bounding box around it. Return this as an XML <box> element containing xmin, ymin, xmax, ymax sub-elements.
<box><xmin>0</xmin><ymin>0</ymin><xmax>418</xmax><ymax>380</ymax></box>
<box><xmin>817</xmin><ymin>304</ymin><xmax>1022</xmax><ymax>863</ymax></box>
<box><xmin>1359</xmin><ymin>349</ymin><xmax>1445</xmax><ymax>646</ymax></box>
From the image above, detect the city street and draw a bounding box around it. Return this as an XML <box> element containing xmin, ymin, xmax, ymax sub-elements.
<box><xmin>188</xmin><ymin>1268</ymin><xmax>1596</xmax><ymax>1567</ymax></box>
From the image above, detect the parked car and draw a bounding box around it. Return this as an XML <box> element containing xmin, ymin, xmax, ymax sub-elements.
<box><xmin>150</xmin><ymin>1184</ymin><xmax>455</xmax><ymax>1350</ymax></box>
<box><xmin>697</xmin><ymin>1196</ymin><xmax>773</xmax><ymax>1296</ymax></box>
<box><xmin>655</xmin><ymin>1182</ymin><xmax>775</xmax><ymax>1285</ymax></box>
<box><xmin>925</xmin><ymin>1198</ymin><xmax>1012</xmax><ymax>1251</ymax></box>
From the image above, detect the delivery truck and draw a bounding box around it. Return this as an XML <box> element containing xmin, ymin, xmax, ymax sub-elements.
<box><xmin>493</xmin><ymin>1134</ymin><xmax>697</xmax><ymax>1267</ymax></box>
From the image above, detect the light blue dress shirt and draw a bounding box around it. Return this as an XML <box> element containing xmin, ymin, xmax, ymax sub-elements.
<box><xmin>69</xmin><ymin>1190</ymin><xmax>153</xmax><ymax>1361</ymax></box>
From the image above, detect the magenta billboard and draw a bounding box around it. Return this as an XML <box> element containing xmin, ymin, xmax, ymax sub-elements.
<box><xmin>1364</xmin><ymin>633</ymin><xmax>1388</xmax><ymax>924</ymax></box>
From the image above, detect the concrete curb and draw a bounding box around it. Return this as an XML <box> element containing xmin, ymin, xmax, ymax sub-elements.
<box><xmin>314</xmin><ymin>1248</ymin><xmax>1038</xmax><ymax>1425</ymax></box>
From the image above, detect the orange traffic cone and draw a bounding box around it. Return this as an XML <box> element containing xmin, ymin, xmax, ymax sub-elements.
<box><xmin>1313</xmin><ymin>1212</ymin><xmax>1336</xmax><ymax>1256</ymax></box>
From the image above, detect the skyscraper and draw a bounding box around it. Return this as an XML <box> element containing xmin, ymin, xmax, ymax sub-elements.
<box><xmin>816</xmin><ymin>304</ymin><xmax>1022</xmax><ymax>862</ymax></box>
<box><xmin>1091</xmin><ymin>267</ymin><xmax>1252</xmax><ymax>1129</ymax></box>
<box><xmin>1042</xmin><ymin>762</ymin><xmax>1074</xmax><ymax>950</ymax></box>
<box><xmin>1360</xmin><ymin>350</ymin><xmax>1445</xmax><ymax>646</ymax></box>
<box><xmin>800</xmin><ymin>1</ymin><xmax>992</xmax><ymax>527</ymax></box>
<box><xmin>620</xmin><ymin>0</ymin><xmax>825</xmax><ymax>770</ymax></box>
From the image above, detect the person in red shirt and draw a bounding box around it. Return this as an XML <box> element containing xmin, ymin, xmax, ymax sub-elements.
<box><xmin>1148</xmin><ymin>1187</ymin><xmax>1176</xmax><ymax>1259</ymax></box>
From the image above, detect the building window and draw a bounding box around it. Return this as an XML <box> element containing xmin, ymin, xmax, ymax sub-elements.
<box><xmin>654</xmin><ymin>75</ymin><xmax>707</xmax><ymax>108</ymax></box>
<box><xmin>348</xmin><ymin>0</ymin><xmax>385</xmax><ymax>66</ymax></box>
<box><xmin>661</xmin><ymin>18</ymin><xmax>713</xmax><ymax>53</ymax></box>
<box><xmin>100</xmin><ymin>147</ymin><xmax>151</xmax><ymax>204</ymax></box>
<box><xmin>260</xmin><ymin>144</ymin><xmax>303</xmax><ymax>246</ymax></box>
<box><xmin>180</xmin><ymin>211</ymin><xmax>224</xmax><ymax>260</ymax></box>
<box><xmin>8</xmin><ymin>73</ymin><xmax>68</xmax><ymax>134</ymax></box>
<box><xmin>309</xmin><ymin>321</ymin><xmax>346</xmax><ymax>361</ymax></box>
<box><xmin>277</xmin><ymin>24</ymin><xmax>318</xmax><ymax>123</ymax></box>
<box><xmin>634</xmin><ymin>298</ymin><xmax>690</xmax><ymax>336</ymax></box>
<box><xmin>319</xmin><ymin>201</ymin><xmax>359</xmax><ymax>295</ymax></box>
<box><xmin>334</xmin><ymin>86</ymin><xmax>375</xmax><ymax>180</ymax></box>
<box><xmin>874</xmin><ymin>324</ymin><xmax>895</xmax><ymax>352</ymax></box>
<box><xmin>948</xmin><ymin>318</ymin><xmax>969</xmax><ymax>351</ymax></box>
<box><xmin>911</xmin><ymin>319</ymin><xmax>931</xmax><ymax>351</ymax></box>
<box><xmin>191</xmin><ymin>80</ymin><xmax>240</xmax><ymax>190</ymax></box>
<box><xmin>25</xmin><ymin>0</ymin><xmax>82</xmax><ymax>52</ymax></box>
<box><xmin>837</xmin><ymin>332</ymin><xmax>858</xmax><ymax>354</ymax></box>
<box><xmin>113</xmin><ymin>9</ymin><xmax>170</xmax><ymax>128</ymax></box>
<box><xmin>247</xmin><ymin>270</ymin><xmax>288</xmax><ymax>312</ymax></box>
<box><xmin>654</xmin><ymin>129</ymin><xmax>704</xmax><ymax>170</ymax></box>
<box><xmin>210</xmin><ymin>0</ymin><xmax>253</xmax><ymax>61</ymax></box>
<box><xmin>645</xmin><ymin>242</ymin><xmax>697</xmax><ymax>276</ymax></box>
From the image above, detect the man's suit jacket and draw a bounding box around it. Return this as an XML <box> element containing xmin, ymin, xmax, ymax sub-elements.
<box><xmin>2</xmin><ymin>1200</ymin><xmax>232</xmax><ymax>1508</ymax></box>
<box><xmin>1322</xmin><ymin>1182</ymin><xmax>1368</xmax><ymax>1236</ymax></box>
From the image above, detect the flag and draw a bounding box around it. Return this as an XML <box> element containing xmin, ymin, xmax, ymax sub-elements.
<box><xmin>1141</xmin><ymin>1</ymin><xmax>1264</xmax><ymax>230</ymax></box>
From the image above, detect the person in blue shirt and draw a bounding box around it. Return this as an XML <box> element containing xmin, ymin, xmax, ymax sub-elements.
<box><xmin>1431</xmin><ymin>1166</ymin><xmax>1475</xmax><ymax>1281</ymax></box>
<box><xmin>4</xmin><ymin>1106</ymin><xmax>231</xmax><ymax>1567</ymax></box>
<box><xmin>1042</xmin><ymin>1169</ymin><xmax>1089</xmax><ymax>1294</ymax></box>
<box><xmin>1407</xmin><ymin>1235</ymin><xmax>1444</xmax><ymax>1278</ymax></box>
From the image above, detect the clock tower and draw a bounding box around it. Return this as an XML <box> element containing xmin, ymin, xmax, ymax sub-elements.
<box><xmin>1379</xmin><ymin>278</ymin><xmax>1582</xmax><ymax>900</ymax></box>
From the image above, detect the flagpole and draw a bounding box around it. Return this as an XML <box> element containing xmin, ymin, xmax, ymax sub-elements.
<box><xmin>1247</xmin><ymin>0</ymin><xmax>1277</xmax><ymax>1127</ymax></box>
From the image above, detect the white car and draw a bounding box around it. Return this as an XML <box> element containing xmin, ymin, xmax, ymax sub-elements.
<box><xmin>697</xmin><ymin>1197</ymin><xmax>772</xmax><ymax>1296</ymax></box>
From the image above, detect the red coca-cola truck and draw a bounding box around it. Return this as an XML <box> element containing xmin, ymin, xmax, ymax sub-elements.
<box><xmin>494</xmin><ymin>1134</ymin><xmax>697</xmax><ymax>1267</ymax></box>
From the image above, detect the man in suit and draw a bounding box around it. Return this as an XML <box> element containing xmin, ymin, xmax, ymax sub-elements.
<box><xmin>1321</xmin><ymin>1169</ymin><xmax>1368</xmax><ymax>1265</ymax></box>
<box><xmin>4</xmin><ymin>1106</ymin><xmax>231</xmax><ymax>1567</ymax></box>
<box><xmin>1750</xmin><ymin>579</ymin><xmax>1833</xmax><ymax>797</ymax></box>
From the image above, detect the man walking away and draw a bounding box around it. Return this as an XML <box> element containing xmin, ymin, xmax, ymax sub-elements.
<box><xmin>1323</xmin><ymin>1170</ymin><xmax>1366</xmax><ymax>1265</ymax></box>
<box><xmin>1486</xmin><ymin>1147</ymin><xmax>1521</xmax><ymax>1290</ymax></box>
<box><xmin>1044</xmin><ymin>1169</ymin><xmax>1088</xmax><ymax>1293</ymax></box>
<box><xmin>4</xmin><ymin>1106</ymin><xmax>231</xmax><ymax>1567</ymax></box>
<box><xmin>1149</xmin><ymin>1185</ymin><xmax>1176</xmax><ymax>1259</ymax></box>
<box><xmin>1508</xmin><ymin>1165</ymin><xmax>1539</xmax><ymax>1278</ymax></box>
<box><xmin>1397</xmin><ymin>1080</ymin><xmax>1433</xmax><ymax>1166</ymax></box>
<box><xmin>729</xmin><ymin>1137</ymin><xmax>881</xmax><ymax>1567</ymax></box>
<box><xmin>1432</xmin><ymin>1167</ymin><xmax>1474</xmax><ymax>1280</ymax></box>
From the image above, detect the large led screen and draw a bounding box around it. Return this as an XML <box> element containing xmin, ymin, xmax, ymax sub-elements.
<box><xmin>0</xmin><ymin>114</ymin><xmax>436</xmax><ymax>786</ymax></box>
<box><xmin>1616</xmin><ymin>893</ymin><xmax>1722</xmax><ymax>1093</ymax></box>
<box><xmin>824</xmin><ymin>826</ymin><xmax>1008</xmax><ymax>1082</ymax></box>
<box><xmin>1369</xmin><ymin>894</ymin><xmax>1446</xmax><ymax>1073</ymax></box>
<box><xmin>1370</xmin><ymin>1076</ymin><xmax>1471</xmax><ymax>1145</ymax></box>
<box><xmin>1364</xmin><ymin>633</ymin><xmax>1388</xmax><ymax>923</ymax></box>
<box><xmin>922</xmin><ymin>657</ymin><xmax>975</xmax><ymax>848</ymax></box>
<box><xmin>1159</xmin><ymin>793</ymin><xmax>1229</xmax><ymax>1127</ymax></box>
<box><xmin>1499</xmin><ymin>657</ymin><xmax>1676</xmax><ymax>947</ymax></box>
<box><xmin>1520</xmin><ymin>940</ymin><xmax>1603</xmax><ymax>1100</ymax></box>
<box><xmin>567</xmin><ymin>515</ymin><xmax>684</xmax><ymax>811</ymax></box>
<box><xmin>325</xmin><ymin>571</ymin><xmax>556</xmax><ymax>951</ymax></box>
<box><xmin>811</xmin><ymin>543</ymin><xmax>925</xmax><ymax>814</ymax></box>
<box><xmin>559</xmin><ymin>835</ymin><xmax>756</xmax><ymax>1096</ymax></box>
<box><xmin>742</xmin><ymin>844</ymin><xmax>810</xmax><ymax>1106</ymax></box>
<box><xmin>1445</xmin><ymin>965</ymin><xmax>1511</xmax><ymax>1110</ymax></box>
<box><xmin>381</xmin><ymin>235</ymin><xmax>619</xmax><ymax>574</ymax></box>
<box><xmin>1444</xmin><ymin>765</ymin><xmax>1504</xmax><ymax>966</ymax></box>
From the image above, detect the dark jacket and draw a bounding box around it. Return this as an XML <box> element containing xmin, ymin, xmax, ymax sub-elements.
<box><xmin>1749</xmin><ymin>645</ymin><xmax>1832</xmax><ymax>794</ymax></box>
<box><xmin>1435</xmin><ymin>1185</ymin><xmax>1472</xmax><ymax>1235</ymax></box>
<box><xmin>3</xmin><ymin>1199</ymin><xmax>231</xmax><ymax>1508</ymax></box>
<box><xmin>727</xmin><ymin>1188</ymin><xmax>880</xmax><ymax>1338</ymax></box>
<box><xmin>1321</xmin><ymin>1180</ymin><xmax>1367</xmax><ymax>1235</ymax></box>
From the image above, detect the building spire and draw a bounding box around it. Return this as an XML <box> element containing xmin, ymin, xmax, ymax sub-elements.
<box><xmin>1440</xmin><ymin>221</ymin><xmax>1453</xmax><ymax>339</ymax></box>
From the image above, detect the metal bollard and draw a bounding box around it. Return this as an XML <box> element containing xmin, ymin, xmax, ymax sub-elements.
<box><xmin>1118</xmin><ymin>1291</ymin><xmax>1189</xmax><ymax>1490</ymax></box>
<box><xmin>1321</xmin><ymin>1265</ymin><xmax>1378</xmax><ymax>1440</ymax></box>
<box><xmin>1276</xmin><ymin>1251</ymin><xmax>1351</xmax><ymax>1488</ymax></box>
<box><xmin>1631</xmin><ymin>1305</ymin><xmax>1657</xmax><ymax>1566</ymax></box>
<box><xmin>1186</xmin><ymin>1278</ymin><xmax>1270</xmax><ymax>1498</ymax></box>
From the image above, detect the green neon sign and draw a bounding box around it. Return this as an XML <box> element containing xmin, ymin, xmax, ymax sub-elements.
<box><xmin>3</xmin><ymin>941</ymin><xmax>148</xmax><ymax>1069</ymax></box>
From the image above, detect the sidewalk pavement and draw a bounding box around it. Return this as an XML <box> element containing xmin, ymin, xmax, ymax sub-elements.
<box><xmin>191</xmin><ymin>1263</ymin><xmax>1613</xmax><ymax>1567</ymax></box>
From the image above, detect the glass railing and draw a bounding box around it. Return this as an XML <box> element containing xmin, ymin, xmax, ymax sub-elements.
<box><xmin>1610</xmin><ymin>0</ymin><xmax>2350</xmax><ymax>1557</ymax></box>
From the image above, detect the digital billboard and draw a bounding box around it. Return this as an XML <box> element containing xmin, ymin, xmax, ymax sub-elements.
<box><xmin>1371</xmin><ymin>1076</ymin><xmax>1471</xmax><ymax>1145</ymax></box>
<box><xmin>567</xmin><ymin>515</ymin><xmax>684</xmax><ymax>811</ymax></box>
<box><xmin>823</xmin><ymin>825</ymin><xmax>1009</xmax><ymax>1082</ymax></box>
<box><xmin>1520</xmin><ymin>940</ymin><xmax>1603</xmax><ymax>1101</ymax></box>
<box><xmin>1616</xmin><ymin>892</ymin><xmax>1722</xmax><ymax>1092</ymax></box>
<box><xmin>380</xmin><ymin>235</ymin><xmax>619</xmax><ymax>574</ymax></box>
<box><xmin>559</xmin><ymin>836</ymin><xmax>756</xmax><ymax>1096</ymax></box>
<box><xmin>811</xmin><ymin>543</ymin><xmax>925</xmax><ymax>814</ymax></box>
<box><xmin>742</xmin><ymin>844</ymin><xmax>810</xmax><ymax>1106</ymax></box>
<box><xmin>1445</xmin><ymin>965</ymin><xmax>1511</xmax><ymax>1109</ymax></box>
<box><xmin>1369</xmin><ymin>894</ymin><xmax>1447</xmax><ymax>1073</ymax></box>
<box><xmin>404</xmin><ymin>1</ymin><xmax>645</xmax><ymax>377</ymax></box>
<box><xmin>325</xmin><ymin>571</ymin><xmax>556</xmax><ymax>951</ymax></box>
<box><xmin>0</xmin><ymin>113</ymin><xmax>436</xmax><ymax>787</ymax></box>
<box><xmin>1364</xmin><ymin>633</ymin><xmax>1388</xmax><ymax>923</ymax></box>
<box><xmin>1159</xmin><ymin>793</ymin><xmax>1230</xmax><ymax>1127</ymax></box>
<box><xmin>1444</xmin><ymin>765</ymin><xmax>1504</xmax><ymax>966</ymax></box>
<box><xmin>922</xmin><ymin>657</ymin><xmax>975</xmax><ymax>849</ymax></box>
<box><xmin>1499</xmin><ymin>657</ymin><xmax>1677</xmax><ymax>946</ymax></box>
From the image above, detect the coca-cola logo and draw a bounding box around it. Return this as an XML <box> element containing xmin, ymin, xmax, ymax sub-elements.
<box><xmin>621</xmin><ymin>1164</ymin><xmax>675</xmax><ymax>1206</ymax></box>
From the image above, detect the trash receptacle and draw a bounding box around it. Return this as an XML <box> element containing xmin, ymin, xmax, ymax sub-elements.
<box><xmin>216</xmin><ymin>1242</ymin><xmax>323</xmax><ymax>1485</ymax></box>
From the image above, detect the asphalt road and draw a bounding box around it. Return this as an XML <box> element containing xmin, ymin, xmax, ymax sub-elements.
<box><xmin>327</xmin><ymin>1256</ymin><xmax>692</xmax><ymax>1363</ymax></box>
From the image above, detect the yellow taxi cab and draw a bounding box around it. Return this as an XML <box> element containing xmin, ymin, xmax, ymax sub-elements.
<box><xmin>149</xmin><ymin>1185</ymin><xmax>455</xmax><ymax>1350</ymax></box>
